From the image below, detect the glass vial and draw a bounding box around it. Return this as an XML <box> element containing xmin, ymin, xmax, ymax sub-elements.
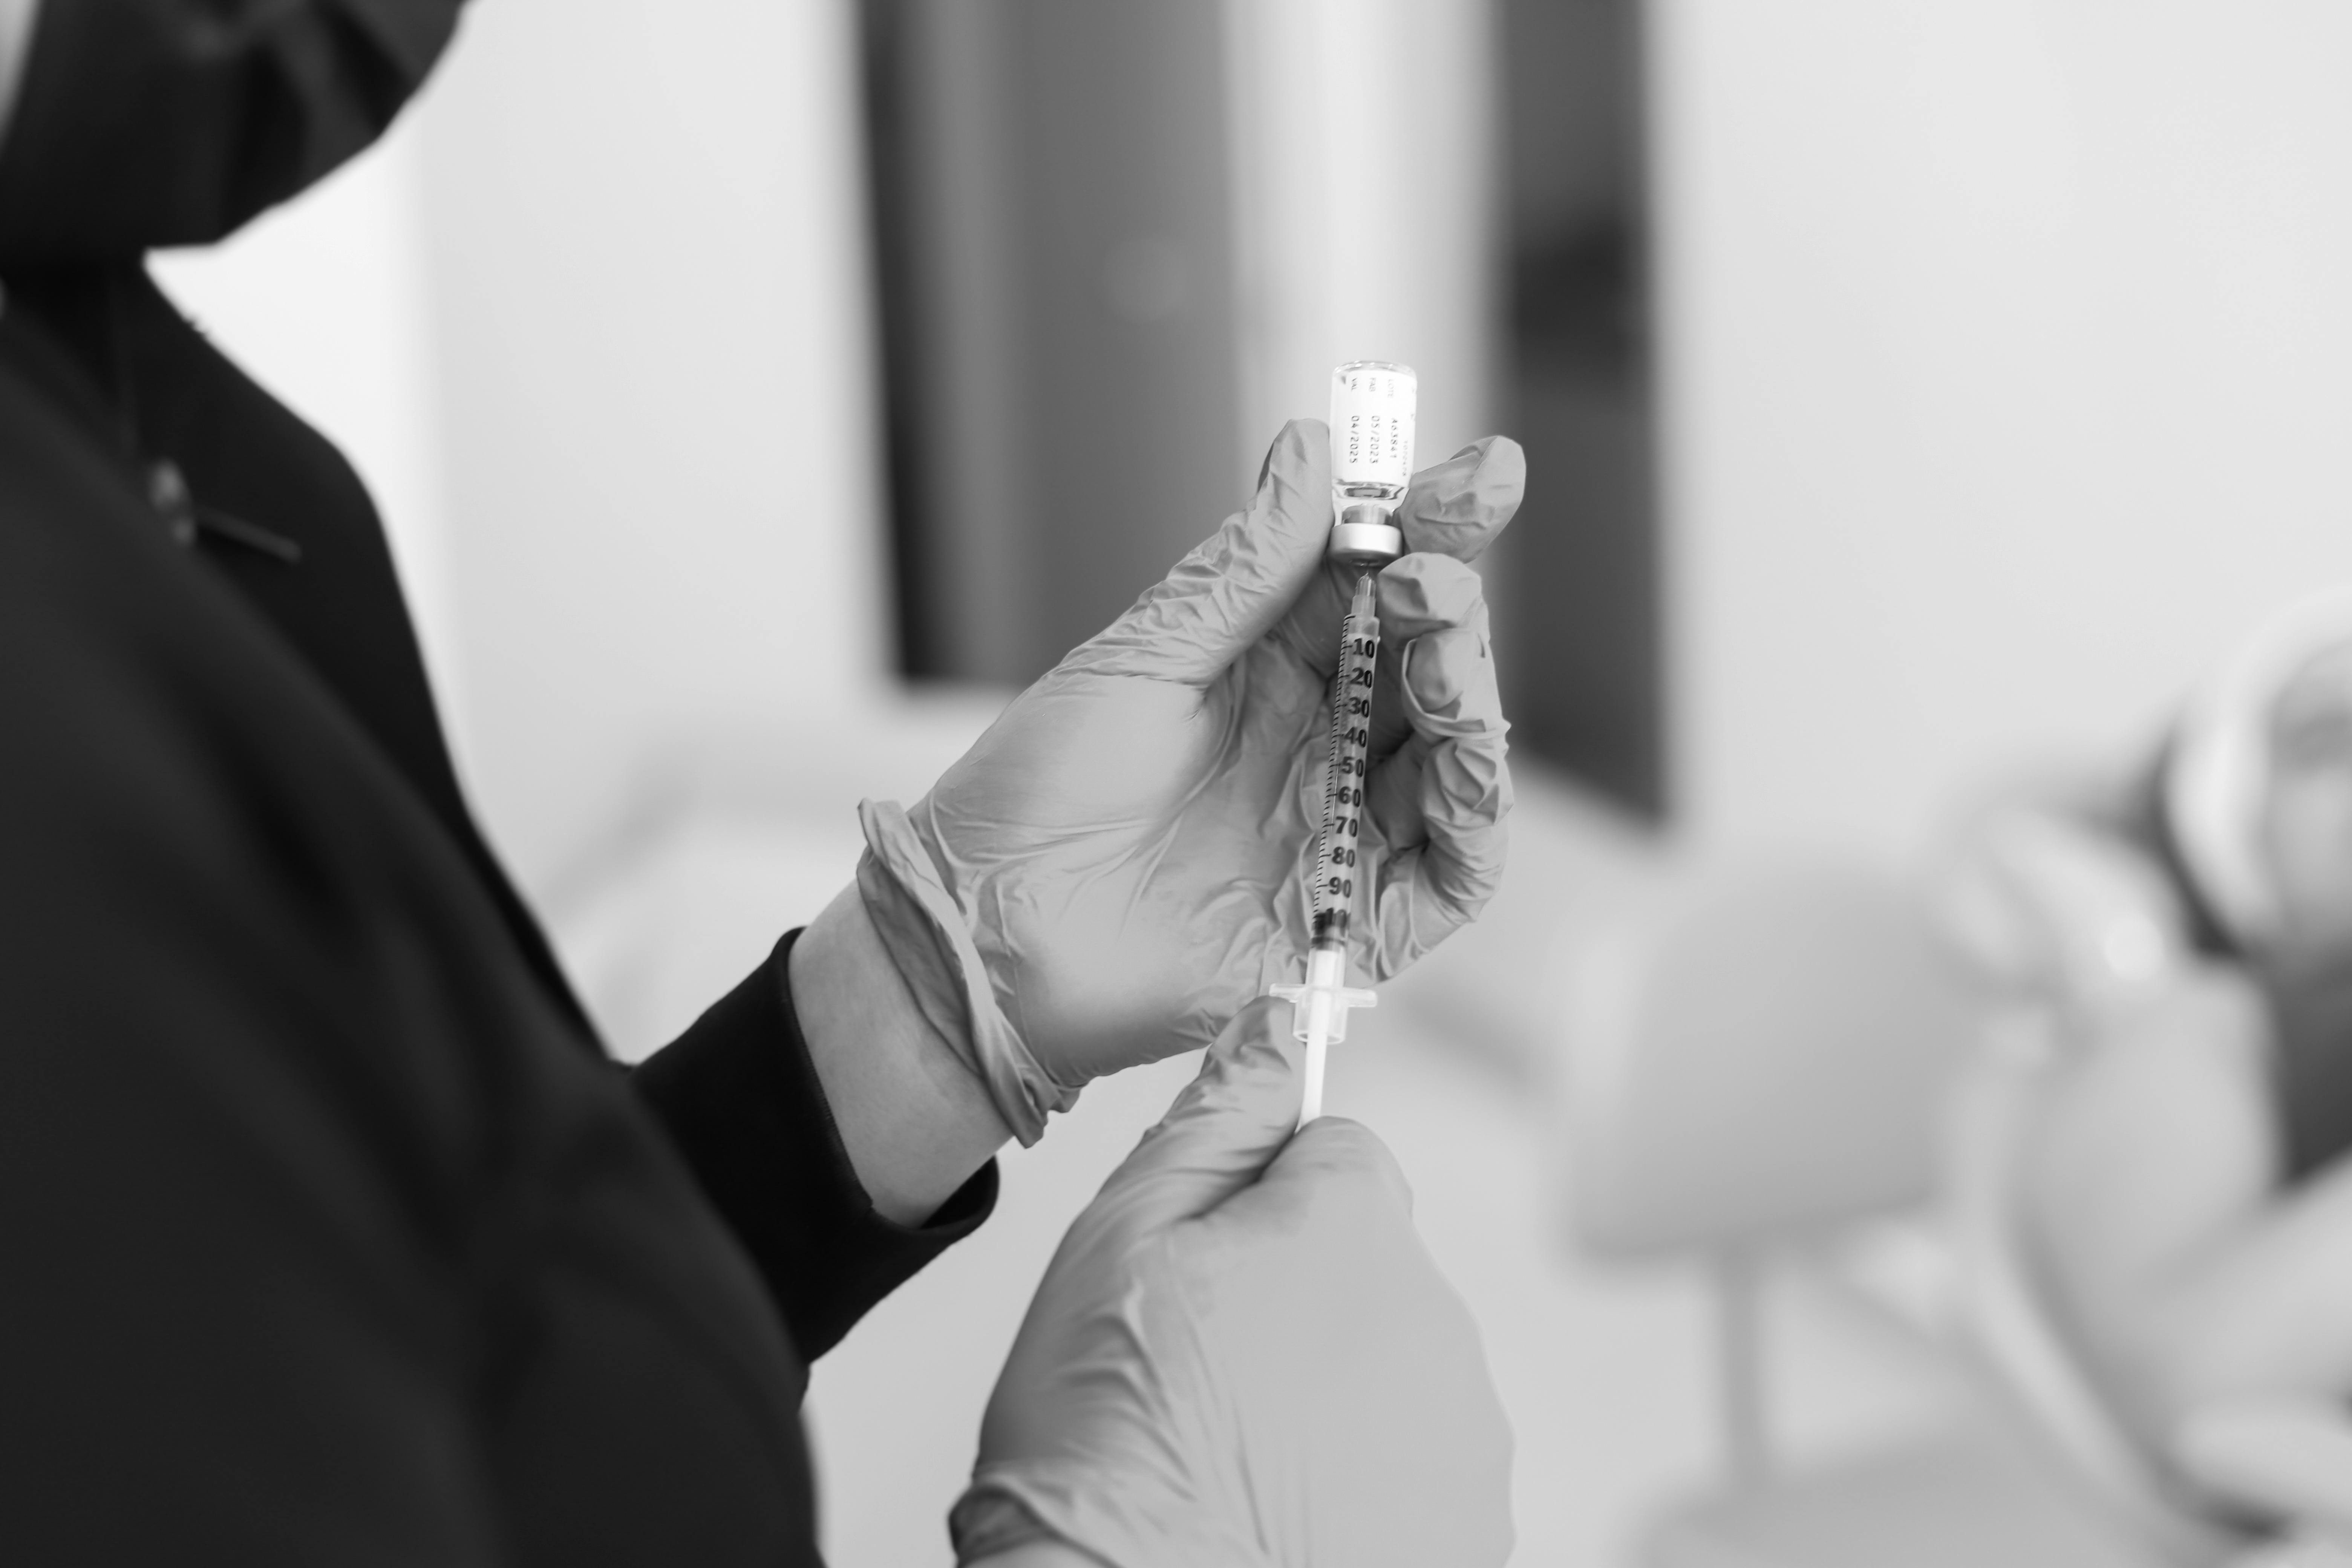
<box><xmin>1328</xmin><ymin>360</ymin><xmax>1417</xmax><ymax>568</ymax></box>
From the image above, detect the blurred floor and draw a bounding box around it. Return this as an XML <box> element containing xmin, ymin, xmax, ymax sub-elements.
<box><xmin>548</xmin><ymin>724</ymin><xmax>1968</xmax><ymax>1566</ymax></box>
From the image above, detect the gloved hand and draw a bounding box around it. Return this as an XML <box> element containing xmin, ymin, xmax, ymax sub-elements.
<box><xmin>949</xmin><ymin>998</ymin><xmax>1514</xmax><ymax>1568</ymax></box>
<box><xmin>859</xmin><ymin>420</ymin><xmax>1524</xmax><ymax>1141</ymax></box>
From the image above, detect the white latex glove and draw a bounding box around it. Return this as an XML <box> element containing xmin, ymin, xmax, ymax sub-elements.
<box><xmin>859</xmin><ymin>420</ymin><xmax>1524</xmax><ymax>1141</ymax></box>
<box><xmin>949</xmin><ymin>997</ymin><xmax>1514</xmax><ymax>1568</ymax></box>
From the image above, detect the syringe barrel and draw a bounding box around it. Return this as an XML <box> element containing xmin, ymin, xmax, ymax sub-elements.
<box><xmin>1311</xmin><ymin>574</ymin><xmax>1380</xmax><ymax>946</ymax></box>
<box><xmin>1329</xmin><ymin>361</ymin><xmax>1416</xmax><ymax>567</ymax></box>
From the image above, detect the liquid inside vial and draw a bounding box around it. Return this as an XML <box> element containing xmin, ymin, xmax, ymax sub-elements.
<box><xmin>1328</xmin><ymin>361</ymin><xmax>1416</xmax><ymax>568</ymax></box>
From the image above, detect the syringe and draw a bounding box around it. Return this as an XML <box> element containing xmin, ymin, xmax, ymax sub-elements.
<box><xmin>1274</xmin><ymin>361</ymin><xmax>1417</xmax><ymax>1124</ymax></box>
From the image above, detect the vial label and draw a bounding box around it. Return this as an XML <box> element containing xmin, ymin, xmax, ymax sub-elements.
<box><xmin>1330</xmin><ymin>361</ymin><xmax>1418</xmax><ymax>501</ymax></box>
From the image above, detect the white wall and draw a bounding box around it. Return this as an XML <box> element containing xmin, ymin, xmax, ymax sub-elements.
<box><xmin>1223</xmin><ymin>0</ymin><xmax>1502</xmax><ymax>483</ymax></box>
<box><xmin>414</xmin><ymin>0</ymin><xmax>894</xmax><ymax>891</ymax></box>
<box><xmin>148</xmin><ymin>0</ymin><xmax>895</xmax><ymax>904</ymax></box>
<box><xmin>1652</xmin><ymin>0</ymin><xmax>2352</xmax><ymax>854</ymax></box>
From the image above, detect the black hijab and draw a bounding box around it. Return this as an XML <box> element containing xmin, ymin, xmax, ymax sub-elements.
<box><xmin>0</xmin><ymin>0</ymin><xmax>592</xmax><ymax>1034</ymax></box>
<box><xmin>0</xmin><ymin>0</ymin><xmax>464</xmax><ymax>263</ymax></box>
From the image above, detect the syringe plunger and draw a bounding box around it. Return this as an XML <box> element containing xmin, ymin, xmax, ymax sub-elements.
<box><xmin>1271</xmin><ymin>942</ymin><xmax>1376</xmax><ymax>1124</ymax></box>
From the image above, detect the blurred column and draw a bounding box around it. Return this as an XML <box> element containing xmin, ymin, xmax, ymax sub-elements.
<box><xmin>865</xmin><ymin>0</ymin><xmax>1241</xmax><ymax>684</ymax></box>
<box><xmin>867</xmin><ymin>0</ymin><xmax>1499</xmax><ymax>684</ymax></box>
<box><xmin>1489</xmin><ymin>0</ymin><xmax>1661</xmax><ymax>818</ymax></box>
<box><xmin>1222</xmin><ymin>0</ymin><xmax>1501</xmax><ymax>482</ymax></box>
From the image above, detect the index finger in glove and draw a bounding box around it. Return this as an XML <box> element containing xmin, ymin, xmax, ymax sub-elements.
<box><xmin>1271</xmin><ymin>434</ymin><xmax>1528</xmax><ymax>678</ymax></box>
<box><xmin>1225</xmin><ymin>1115</ymin><xmax>1416</xmax><ymax>1225</ymax></box>
<box><xmin>1089</xmin><ymin>998</ymin><xmax>1305</xmax><ymax>1240</ymax></box>
<box><xmin>1363</xmin><ymin>559</ymin><xmax>1511</xmax><ymax>968</ymax></box>
<box><xmin>1067</xmin><ymin>427</ymin><xmax>1526</xmax><ymax>688</ymax></box>
<box><xmin>1062</xmin><ymin>420</ymin><xmax>1331</xmax><ymax>686</ymax></box>
<box><xmin>1401</xmin><ymin>433</ymin><xmax>1525</xmax><ymax>563</ymax></box>
<box><xmin>1368</xmin><ymin>551</ymin><xmax>1488</xmax><ymax>760</ymax></box>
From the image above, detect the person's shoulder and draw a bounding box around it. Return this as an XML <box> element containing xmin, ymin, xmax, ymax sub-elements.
<box><xmin>0</xmin><ymin>333</ymin><xmax>278</xmax><ymax>828</ymax></box>
<box><xmin>0</xmin><ymin>330</ymin><xmax>540</xmax><ymax>1075</ymax></box>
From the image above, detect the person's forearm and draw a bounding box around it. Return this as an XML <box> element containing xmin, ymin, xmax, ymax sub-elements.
<box><xmin>2139</xmin><ymin>1153</ymin><xmax>2352</xmax><ymax>1411</ymax></box>
<box><xmin>790</xmin><ymin>881</ymin><xmax>1011</xmax><ymax>1226</ymax></box>
<box><xmin>2172</xmin><ymin>1397</ymin><xmax>2352</xmax><ymax>1534</ymax></box>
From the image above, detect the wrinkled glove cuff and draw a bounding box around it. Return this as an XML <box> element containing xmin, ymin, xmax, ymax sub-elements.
<box><xmin>949</xmin><ymin>1487</ymin><xmax>1086</xmax><ymax>1566</ymax></box>
<box><xmin>857</xmin><ymin>798</ymin><xmax>1079</xmax><ymax>1146</ymax></box>
<box><xmin>950</xmin><ymin>1474</ymin><xmax>1263</xmax><ymax>1568</ymax></box>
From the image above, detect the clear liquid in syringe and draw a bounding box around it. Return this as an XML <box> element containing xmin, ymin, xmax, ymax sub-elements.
<box><xmin>1275</xmin><ymin>570</ymin><xmax>1384</xmax><ymax>1125</ymax></box>
<box><xmin>1313</xmin><ymin>574</ymin><xmax>1381</xmax><ymax>948</ymax></box>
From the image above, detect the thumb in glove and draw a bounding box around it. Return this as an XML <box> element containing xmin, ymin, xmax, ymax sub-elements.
<box><xmin>953</xmin><ymin>999</ymin><xmax>1514</xmax><ymax>1568</ymax></box>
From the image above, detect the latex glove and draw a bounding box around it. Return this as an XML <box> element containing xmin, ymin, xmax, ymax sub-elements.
<box><xmin>949</xmin><ymin>998</ymin><xmax>1514</xmax><ymax>1568</ymax></box>
<box><xmin>859</xmin><ymin>421</ymin><xmax>1523</xmax><ymax>1141</ymax></box>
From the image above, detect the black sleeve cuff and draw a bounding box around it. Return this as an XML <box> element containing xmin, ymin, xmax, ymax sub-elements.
<box><xmin>631</xmin><ymin>929</ymin><xmax>997</xmax><ymax>1362</ymax></box>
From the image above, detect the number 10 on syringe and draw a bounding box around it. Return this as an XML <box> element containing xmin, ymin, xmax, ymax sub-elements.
<box><xmin>1274</xmin><ymin>361</ymin><xmax>1416</xmax><ymax>1125</ymax></box>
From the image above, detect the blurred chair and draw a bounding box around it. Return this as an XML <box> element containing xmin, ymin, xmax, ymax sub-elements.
<box><xmin>1559</xmin><ymin>860</ymin><xmax>2171</xmax><ymax>1568</ymax></box>
<box><xmin>1946</xmin><ymin>1015</ymin><xmax>2352</xmax><ymax>1568</ymax></box>
<box><xmin>1940</xmin><ymin>1013</ymin><xmax>2239</xmax><ymax>1567</ymax></box>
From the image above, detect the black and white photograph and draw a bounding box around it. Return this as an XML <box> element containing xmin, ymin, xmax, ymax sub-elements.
<box><xmin>7</xmin><ymin>3</ymin><xmax>2352</xmax><ymax>1565</ymax></box>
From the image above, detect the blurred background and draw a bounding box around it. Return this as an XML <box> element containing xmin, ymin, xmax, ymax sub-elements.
<box><xmin>147</xmin><ymin>1</ymin><xmax>2352</xmax><ymax>1563</ymax></box>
